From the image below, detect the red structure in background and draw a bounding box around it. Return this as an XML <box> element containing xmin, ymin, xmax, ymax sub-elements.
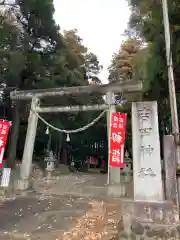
<box><xmin>85</xmin><ymin>156</ymin><xmax>98</xmax><ymax>166</ymax></box>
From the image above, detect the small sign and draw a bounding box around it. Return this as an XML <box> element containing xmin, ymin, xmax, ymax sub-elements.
<box><xmin>115</xmin><ymin>96</ymin><xmax>127</xmax><ymax>105</ymax></box>
<box><xmin>1</xmin><ymin>168</ymin><xmax>11</xmax><ymax>187</ymax></box>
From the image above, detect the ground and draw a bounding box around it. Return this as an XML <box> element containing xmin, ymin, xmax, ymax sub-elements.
<box><xmin>1</xmin><ymin>172</ymin><xmax>178</xmax><ymax>239</ymax></box>
<box><xmin>0</xmin><ymin>193</ymin><xmax>90</xmax><ymax>239</ymax></box>
<box><xmin>0</xmin><ymin>172</ymin><xmax>126</xmax><ymax>240</ymax></box>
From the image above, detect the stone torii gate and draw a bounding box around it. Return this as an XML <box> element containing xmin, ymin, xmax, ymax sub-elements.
<box><xmin>10</xmin><ymin>80</ymin><xmax>142</xmax><ymax>190</ymax></box>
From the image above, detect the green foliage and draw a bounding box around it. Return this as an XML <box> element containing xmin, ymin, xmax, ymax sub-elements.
<box><xmin>124</xmin><ymin>0</ymin><xmax>180</xmax><ymax>132</ymax></box>
<box><xmin>0</xmin><ymin>1</ymin><xmax>106</xmax><ymax>163</ymax></box>
<box><xmin>63</xmin><ymin>29</ymin><xmax>102</xmax><ymax>84</ymax></box>
<box><xmin>108</xmin><ymin>0</ymin><xmax>180</xmax><ymax>149</ymax></box>
<box><xmin>108</xmin><ymin>37</ymin><xmax>142</xmax><ymax>81</ymax></box>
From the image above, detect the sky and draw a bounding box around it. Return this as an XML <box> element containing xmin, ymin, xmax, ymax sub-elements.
<box><xmin>53</xmin><ymin>0</ymin><xmax>130</xmax><ymax>83</ymax></box>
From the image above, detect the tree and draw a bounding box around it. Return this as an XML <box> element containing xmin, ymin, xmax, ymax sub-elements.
<box><xmin>108</xmin><ymin>37</ymin><xmax>144</xmax><ymax>154</ymax></box>
<box><xmin>108</xmin><ymin>38</ymin><xmax>142</xmax><ymax>82</ymax></box>
<box><xmin>0</xmin><ymin>2</ymin><xmax>25</xmax><ymax>166</ymax></box>
<box><xmin>63</xmin><ymin>29</ymin><xmax>103</xmax><ymax>84</ymax></box>
<box><xmin>126</xmin><ymin>0</ymin><xmax>180</xmax><ymax>135</ymax></box>
<box><xmin>108</xmin><ymin>37</ymin><xmax>143</xmax><ymax>108</ymax></box>
<box><xmin>0</xmin><ymin>1</ymin><xmax>106</xmax><ymax>166</ymax></box>
<box><xmin>0</xmin><ymin>0</ymin><xmax>70</xmax><ymax>166</ymax></box>
<box><xmin>62</xmin><ymin>29</ymin><xmax>105</xmax><ymax>147</ymax></box>
<box><xmin>85</xmin><ymin>52</ymin><xmax>102</xmax><ymax>84</ymax></box>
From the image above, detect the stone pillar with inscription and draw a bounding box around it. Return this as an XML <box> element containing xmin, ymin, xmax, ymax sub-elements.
<box><xmin>120</xmin><ymin>102</ymin><xmax>179</xmax><ymax>237</ymax></box>
<box><xmin>132</xmin><ymin>101</ymin><xmax>163</xmax><ymax>201</ymax></box>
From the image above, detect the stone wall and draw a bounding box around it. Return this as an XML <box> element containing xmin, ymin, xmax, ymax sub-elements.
<box><xmin>118</xmin><ymin>200</ymin><xmax>180</xmax><ymax>239</ymax></box>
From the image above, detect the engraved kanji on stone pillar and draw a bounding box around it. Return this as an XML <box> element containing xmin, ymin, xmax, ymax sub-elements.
<box><xmin>132</xmin><ymin>101</ymin><xmax>163</xmax><ymax>201</ymax></box>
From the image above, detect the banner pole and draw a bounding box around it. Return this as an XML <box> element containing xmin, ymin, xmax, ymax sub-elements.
<box><xmin>106</xmin><ymin>92</ymin><xmax>116</xmax><ymax>185</ymax></box>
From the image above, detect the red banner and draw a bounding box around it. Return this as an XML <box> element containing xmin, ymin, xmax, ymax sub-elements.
<box><xmin>109</xmin><ymin>113</ymin><xmax>127</xmax><ymax>168</ymax></box>
<box><xmin>0</xmin><ymin>120</ymin><xmax>11</xmax><ymax>168</ymax></box>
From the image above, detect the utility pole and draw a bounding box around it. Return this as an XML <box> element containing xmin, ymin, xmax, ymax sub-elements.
<box><xmin>161</xmin><ymin>0</ymin><xmax>180</xmax><ymax>206</ymax></box>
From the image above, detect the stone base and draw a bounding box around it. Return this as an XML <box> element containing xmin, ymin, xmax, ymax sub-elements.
<box><xmin>119</xmin><ymin>200</ymin><xmax>180</xmax><ymax>238</ymax></box>
<box><xmin>46</xmin><ymin>171</ymin><xmax>52</xmax><ymax>180</ymax></box>
<box><xmin>16</xmin><ymin>179</ymin><xmax>30</xmax><ymax>190</ymax></box>
<box><xmin>107</xmin><ymin>184</ymin><xmax>125</xmax><ymax>197</ymax></box>
<box><xmin>133</xmin><ymin>200</ymin><xmax>179</xmax><ymax>224</ymax></box>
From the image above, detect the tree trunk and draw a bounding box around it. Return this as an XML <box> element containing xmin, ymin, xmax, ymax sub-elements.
<box><xmin>7</xmin><ymin>101</ymin><xmax>20</xmax><ymax>168</ymax></box>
